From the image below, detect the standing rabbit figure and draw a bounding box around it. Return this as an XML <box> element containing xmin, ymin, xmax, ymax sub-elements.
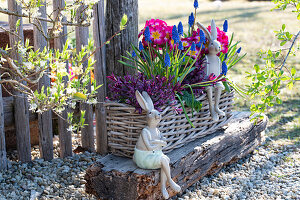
<box><xmin>197</xmin><ymin>19</ymin><xmax>226</xmax><ymax>121</ymax></box>
<box><xmin>133</xmin><ymin>90</ymin><xmax>181</xmax><ymax>199</ymax></box>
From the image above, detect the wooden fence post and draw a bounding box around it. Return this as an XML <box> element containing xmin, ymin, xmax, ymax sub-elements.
<box><xmin>105</xmin><ymin>0</ymin><xmax>138</xmax><ymax>79</ymax></box>
<box><xmin>8</xmin><ymin>0</ymin><xmax>31</xmax><ymax>162</ymax></box>
<box><xmin>33</xmin><ymin>2</ymin><xmax>53</xmax><ymax>161</ymax></box>
<box><xmin>53</xmin><ymin>0</ymin><xmax>72</xmax><ymax>158</ymax></box>
<box><xmin>0</xmin><ymin>76</ymin><xmax>8</xmax><ymax>170</ymax></box>
<box><xmin>93</xmin><ymin>0</ymin><xmax>107</xmax><ymax>154</ymax></box>
<box><xmin>76</xmin><ymin>5</ymin><xmax>94</xmax><ymax>152</ymax></box>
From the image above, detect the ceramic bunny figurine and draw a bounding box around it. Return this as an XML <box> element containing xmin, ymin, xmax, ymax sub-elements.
<box><xmin>133</xmin><ymin>90</ymin><xmax>181</xmax><ymax>199</ymax></box>
<box><xmin>197</xmin><ymin>19</ymin><xmax>226</xmax><ymax>121</ymax></box>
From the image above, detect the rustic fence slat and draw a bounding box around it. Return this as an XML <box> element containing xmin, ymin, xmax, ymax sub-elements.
<box><xmin>53</xmin><ymin>0</ymin><xmax>72</xmax><ymax>158</ymax></box>
<box><xmin>0</xmin><ymin>76</ymin><xmax>8</xmax><ymax>170</ymax></box>
<box><xmin>105</xmin><ymin>0</ymin><xmax>138</xmax><ymax>79</ymax></box>
<box><xmin>8</xmin><ymin>0</ymin><xmax>31</xmax><ymax>162</ymax></box>
<box><xmin>76</xmin><ymin>5</ymin><xmax>94</xmax><ymax>152</ymax></box>
<box><xmin>33</xmin><ymin>2</ymin><xmax>53</xmax><ymax>161</ymax></box>
<box><xmin>93</xmin><ymin>0</ymin><xmax>107</xmax><ymax>154</ymax></box>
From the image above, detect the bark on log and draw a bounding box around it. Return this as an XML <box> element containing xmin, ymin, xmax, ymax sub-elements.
<box><xmin>53</xmin><ymin>0</ymin><xmax>72</xmax><ymax>158</ymax></box>
<box><xmin>93</xmin><ymin>1</ymin><xmax>107</xmax><ymax>155</ymax></box>
<box><xmin>85</xmin><ymin>112</ymin><xmax>268</xmax><ymax>200</ymax></box>
<box><xmin>105</xmin><ymin>0</ymin><xmax>138</xmax><ymax>82</ymax></box>
<box><xmin>76</xmin><ymin>5</ymin><xmax>94</xmax><ymax>152</ymax></box>
<box><xmin>33</xmin><ymin>2</ymin><xmax>53</xmax><ymax>161</ymax></box>
<box><xmin>8</xmin><ymin>0</ymin><xmax>31</xmax><ymax>163</ymax></box>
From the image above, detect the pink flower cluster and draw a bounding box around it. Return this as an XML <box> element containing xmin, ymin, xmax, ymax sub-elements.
<box><xmin>138</xmin><ymin>19</ymin><xmax>173</xmax><ymax>48</ymax></box>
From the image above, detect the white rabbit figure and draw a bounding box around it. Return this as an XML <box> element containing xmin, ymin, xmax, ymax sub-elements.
<box><xmin>133</xmin><ymin>90</ymin><xmax>181</xmax><ymax>199</ymax></box>
<box><xmin>197</xmin><ymin>19</ymin><xmax>226</xmax><ymax>121</ymax></box>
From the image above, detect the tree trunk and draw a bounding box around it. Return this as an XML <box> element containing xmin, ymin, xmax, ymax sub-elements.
<box><xmin>8</xmin><ymin>0</ymin><xmax>31</xmax><ymax>163</ymax></box>
<box><xmin>53</xmin><ymin>0</ymin><xmax>72</xmax><ymax>158</ymax></box>
<box><xmin>76</xmin><ymin>5</ymin><xmax>94</xmax><ymax>152</ymax></box>
<box><xmin>33</xmin><ymin>2</ymin><xmax>53</xmax><ymax>161</ymax></box>
<box><xmin>93</xmin><ymin>1</ymin><xmax>107</xmax><ymax>155</ymax></box>
<box><xmin>0</xmin><ymin>76</ymin><xmax>8</xmax><ymax>170</ymax></box>
<box><xmin>105</xmin><ymin>0</ymin><xmax>138</xmax><ymax>80</ymax></box>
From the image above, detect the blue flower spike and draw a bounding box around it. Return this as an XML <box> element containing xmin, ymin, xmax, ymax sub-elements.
<box><xmin>172</xmin><ymin>25</ymin><xmax>180</xmax><ymax>44</ymax></box>
<box><xmin>139</xmin><ymin>41</ymin><xmax>144</xmax><ymax>51</ymax></box>
<box><xmin>194</xmin><ymin>0</ymin><xmax>199</xmax><ymax>9</ymax></box>
<box><xmin>188</xmin><ymin>13</ymin><xmax>194</xmax><ymax>28</ymax></box>
<box><xmin>164</xmin><ymin>52</ymin><xmax>171</xmax><ymax>67</ymax></box>
<box><xmin>199</xmin><ymin>29</ymin><xmax>206</xmax><ymax>43</ymax></box>
<box><xmin>179</xmin><ymin>41</ymin><xmax>184</xmax><ymax>50</ymax></box>
<box><xmin>132</xmin><ymin>50</ymin><xmax>136</xmax><ymax>57</ymax></box>
<box><xmin>237</xmin><ymin>47</ymin><xmax>242</xmax><ymax>54</ymax></box>
<box><xmin>221</xmin><ymin>61</ymin><xmax>228</xmax><ymax>76</ymax></box>
<box><xmin>191</xmin><ymin>42</ymin><xmax>196</xmax><ymax>51</ymax></box>
<box><xmin>224</xmin><ymin>53</ymin><xmax>228</xmax><ymax>60</ymax></box>
<box><xmin>223</xmin><ymin>19</ymin><xmax>228</xmax><ymax>32</ymax></box>
<box><xmin>144</xmin><ymin>26</ymin><xmax>151</xmax><ymax>43</ymax></box>
<box><xmin>178</xmin><ymin>22</ymin><xmax>183</xmax><ymax>36</ymax></box>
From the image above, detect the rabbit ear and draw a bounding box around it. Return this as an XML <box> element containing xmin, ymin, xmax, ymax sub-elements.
<box><xmin>196</xmin><ymin>22</ymin><xmax>212</xmax><ymax>41</ymax></box>
<box><xmin>136</xmin><ymin>90</ymin><xmax>149</xmax><ymax>111</ymax></box>
<box><xmin>142</xmin><ymin>91</ymin><xmax>154</xmax><ymax>111</ymax></box>
<box><xmin>210</xmin><ymin>19</ymin><xmax>218</xmax><ymax>40</ymax></box>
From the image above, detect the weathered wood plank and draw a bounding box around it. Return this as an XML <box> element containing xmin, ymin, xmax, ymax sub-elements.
<box><xmin>33</xmin><ymin>1</ymin><xmax>53</xmax><ymax>161</ymax></box>
<box><xmin>105</xmin><ymin>0</ymin><xmax>138</xmax><ymax>87</ymax></box>
<box><xmin>53</xmin><ymin>0</ymin><xmax>72</xmax><ymax>158</ymax></box>
<box><xmin>85</xmin><ymin>112</ymin><xmax>268</xmax><ymax>200</ymax></box>
<box><xmin>93</xmin><ymin>1</ymin><xmax>107</xmax><ymax>155</ymax></box>
<box><xmin>76</xmin><ymin>5</ymin><xmax>94</xmax><ymax>152</ymax></box>
<box><xmin>0</xmin><ymin>76</ymin><xmax>8</xmax><ymax>170</ymax></box>
<box><xmin>8</xmin><ymin>0</ymin><xmax>31</xmax><ymax>163</ymax></box>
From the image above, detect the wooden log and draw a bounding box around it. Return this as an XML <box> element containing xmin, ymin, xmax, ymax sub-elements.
<box><xmin>0</xmin><ymin>76</ymin><xmax>8</xmax><ymax>170</ymax></box>
<box><xmin>93</xmin><ymin>1</ymin><xmax>107</xmax><ymax>155</ymax></box>
<box><xmin>33</xmin><ymin>2</ymin><xmax>53</xmax><ymax>161</ymax></box>
<box><xmin>53</xmin><ymin>0</ymin><xmax>72</xmax><ymax>158</ymax></box>
<box><xmin>8</xmin><ymin>0</ymin><xmax>31</xmax><ymax>163</ymax></box>
<box><xmin>85</xmin><ymin>112</ymin><xmax>268</xmax><ymax>200</ymax></box>
<box><xmin>105</xmin><ymin>0</ymin><xmax>138</xmax><ymax>86</ymax></box>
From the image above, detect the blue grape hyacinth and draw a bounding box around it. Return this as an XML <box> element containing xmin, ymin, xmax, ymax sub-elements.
<box><xmin>221</xmin><ymin>61</ymin><xmax>228</xmax><ymax>76</ymax></box>
<box><xmin>191</xmin><ymin>42</ymin><xmax>196</xmax><ymax>51</ymax></box>
<box><xmin>179</xmin><ymin>41</ymin><xmax>184</xmax><ymax>50</ymax></box>
<box><xmin>188</xmin><ymin>13</ymin><xmax>194</xmax><ymax>28</ymax></box>
<box><xmin>194</xmin><ymin>0</ymin><xmax>199</xmax><ymax>9</ymax></box>
<box><xmin>172</xmin><ymin>25</ymin><xmax>180</xmax><ymax>44</ymax></box>
<box><xmin>223</xmin><ymin>20</ymin><xmax>228</xmax><ymax>32</ymax></box>
<box><xmin>164</xmin><ymin>53</ymin><xmax>171</xmax><ymax>67</ymax></box>
<box><xmin>178</xmin><ymin>22</ymin><xmax>183</xmax><ymax>36</ymax></box>
<box><xmin>144</xmin><ymin>26</ymin><xmax>151</xmax><ymax>42</ymax></box>
<box><xmin>131</xmin><ymin>50</ymin><xmax>136</xmax><ymax>57</ymax></box>
<box><xmin>199</xmin><ymin>30</ymin><xmax>206</xmax><ymax>43</ymax></box>
<box><xmin>237</xmin><ymin>47</ymin><xmax>242</xmax><ymax>54</ymax></box>
<box><xmin>139</xmin><ymin>41</ymin><xmax>144</xmax><ymax>51</ymax></box>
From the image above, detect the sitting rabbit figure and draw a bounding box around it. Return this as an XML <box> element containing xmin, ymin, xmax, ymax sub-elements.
<box><xmin>197</xmin><ymin>19</ymin><xmax>226</xmax><ymax>121</ymax></box>
<box><xmin>133</xmin><ymin>90</ymin><xmax>181</xmax><ymax>199</ymax></box>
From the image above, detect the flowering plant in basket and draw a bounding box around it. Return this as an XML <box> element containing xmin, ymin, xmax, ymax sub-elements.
<box><xmin>108</xmin><ymin>0</ymin><xmax>246</xmax><ymax>126</ymax></box>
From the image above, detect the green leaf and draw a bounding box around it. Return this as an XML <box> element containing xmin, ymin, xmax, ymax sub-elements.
<box><xmin>287</xmin><ymin>81</ymin><xmax>293</xmax><ymax>90</ymax></box>
<box><xmin>120</xmin><ymin>14</ymin><xmax>128</xmax><ymax>30</ymax></box>
<box><xmin>282</xmin><ymin>24</ymin><xmax>285</xmax><ymax>31</ymax></box>
<box><xmin>291</xmin><ymin>67</ymin><xmax>296</xmax><ymax>76</ymax></box>
<box><xmin>280</xmin><ymin>41</ymin><xmax>287</xmax><ymax>46</ymax></box>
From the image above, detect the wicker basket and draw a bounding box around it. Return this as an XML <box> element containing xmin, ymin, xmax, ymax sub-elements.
<box><xmin>105</xmin><ymin>91</ymin><xmax>234</xmax><ymax>158</ymax></box>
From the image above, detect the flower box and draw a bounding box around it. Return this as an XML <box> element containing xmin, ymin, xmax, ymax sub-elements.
<box><xmin>105</xmin><ymin>91</ymin><xmax>234</xmax><ymax>158</ymax></box>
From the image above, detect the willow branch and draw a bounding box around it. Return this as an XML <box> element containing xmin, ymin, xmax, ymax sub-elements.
<box><xmin>0</xmin><ymin>7</ymin><xmax>90</xmax><ymax>27</ymax></box>
<box><xmin>280</xmin><ymin>31</ymin><xmax>300</xmax><ymax>71</ymax></box>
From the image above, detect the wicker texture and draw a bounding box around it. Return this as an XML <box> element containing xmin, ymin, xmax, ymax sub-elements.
<box><xmin>106</xmin><ymin>91</ymin><xmax>234</xmax><ymax>158</ymax></box>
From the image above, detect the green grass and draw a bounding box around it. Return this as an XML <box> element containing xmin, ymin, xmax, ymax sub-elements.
<box><xmin>139</xmin><ymin>0</ymin><xmax>300</xmax><ymax>143</ymax></box>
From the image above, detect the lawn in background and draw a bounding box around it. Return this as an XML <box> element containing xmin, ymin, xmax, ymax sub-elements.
<box><xmin>139</xmin><ymin>0</ymin><xmax>300</xmax><ymax>143</ymax></box>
